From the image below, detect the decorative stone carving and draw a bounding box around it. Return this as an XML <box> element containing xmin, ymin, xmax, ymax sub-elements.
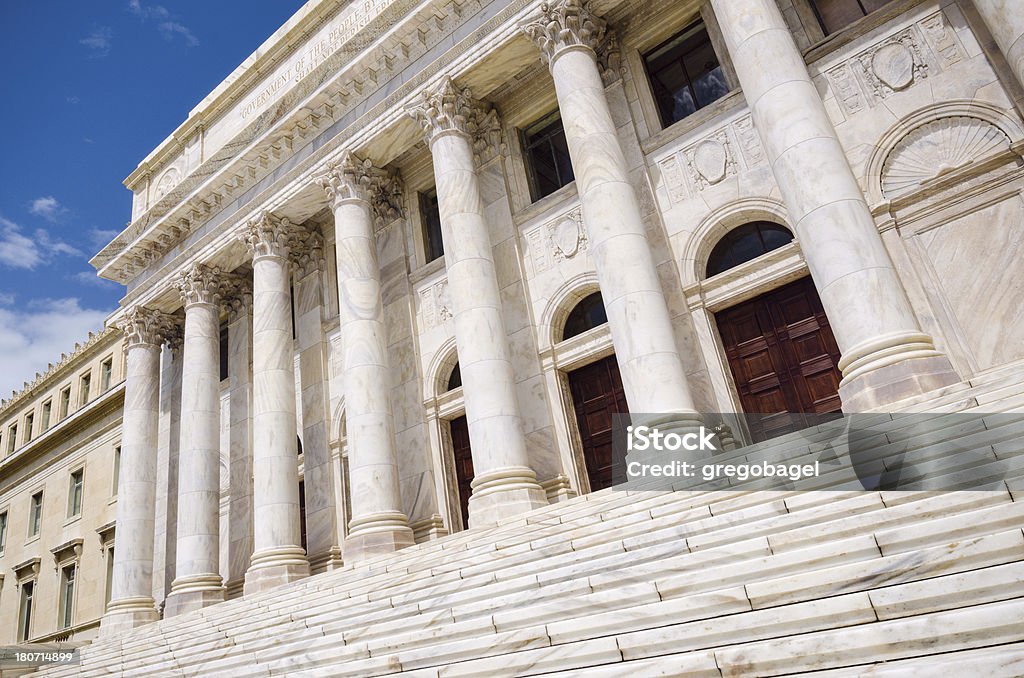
<box><xmin>691</xmin><ymin>138</ymin><xmax>730</xmax><ymax>186</ymax></box>
<box><xmin>241</xmin><ymin>212</ymin><xmax>298</xmax><ymax>259</ymax></box>
<box><xmin>406</xmin><ymin>76</ymin><xmax>502</xmax><ymax>163</ymax></box>
<box><xmin>870</xmin><ymin>42</ymin><xmax>916</xmax><ymax>91</ymax></box>
<box><xmin>881</xmin><ymin>117</ymin><xmax>1011</xmax><ymax>198</ymax></box>
<box><xmin>317</xmin><ymin>152</ymin><xmax>404</xmax><ymax>227</ymax></box>
<box><xmin>176</xmin><ymin>263</ymin><xmax>225</xmax><ymax>307</ymax></box>
<box><xmin>291</xmin><ymin>228</ymin><xmax>326</xmax><ymax>278</ymax></box>
<box><xmin>521</xmin><ymin>0</ymin><xmax>607</xmax><ymax>64</ymax></box>
<box><xmin>657</xmin><ymin>115</ymin><xmax>763</xmax><ymax>203</ymax></box>
<box><xmin>116</xmin><ymin>306</ymin><xmax>176</xmax><ymax>348</ymax></box>
<box><xmin>153</xmin><ymin>167</ymin><xmax>181</xmax><ymax>204</ymax></box>
<box><xmin>222</xmin><ymin>276</ymin><xmax>254</xmax><ymax>321</ymax></box>
<box><xmin>524</xmin><ymin>206</ymin><xmax>589</xmax><ymax>274</ymax></box>
<box><xmin>417</xmin><ymin>277</ymin><xmax>453</xmax><ymax>329</ymax></box>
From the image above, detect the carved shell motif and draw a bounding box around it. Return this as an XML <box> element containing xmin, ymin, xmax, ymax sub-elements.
<box><xmin>881</xmin><ymin>116</ymin><xmax>1010</xmax><ymax>199</ymax></box>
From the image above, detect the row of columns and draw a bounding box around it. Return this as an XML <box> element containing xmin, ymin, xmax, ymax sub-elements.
<box><xmin>102</xmin><ymin>0</ymin><xmax>1009</xmax><ymax>633</ymax></box>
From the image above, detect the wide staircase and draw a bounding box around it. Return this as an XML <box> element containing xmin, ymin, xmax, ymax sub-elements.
<box><xmin>32</xmin><ymin>401</ymin><xmax>1024</xmax><ymax>676</ymax></box>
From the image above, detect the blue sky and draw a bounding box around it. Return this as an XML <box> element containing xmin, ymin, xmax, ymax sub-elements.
<box><xmin>0</xmin><ymin>1</ymin><xmax>304</xmax><ymax>397</ymax></box>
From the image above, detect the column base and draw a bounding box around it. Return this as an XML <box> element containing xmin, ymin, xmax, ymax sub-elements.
<box><xmin>164</xmin><ymin>575</ymin><xmax>225</xmax><ymax>617</ymax></box>
<box><xmin>243</xmin><ymin>546</ymin><xmax>310</xmax><ymax>596</ymax></box>
<box><xmin>100</xmin><ymin>597</ymin><xmax>160</xmax><ymax>637</ymax></box>
<box><xmin>468</xmin><ymin>466</ymin><xmax>548</xmax><ymax>529</ymax></box>
<box><xmin>840</xmin><ymin>355</ymin><xmax>960</xmax><ymax>412</ymax></box>
<box><xmin>344</xmin><ymin>512</ymin><xmax>415</xmax><ymax>564</ymax></box>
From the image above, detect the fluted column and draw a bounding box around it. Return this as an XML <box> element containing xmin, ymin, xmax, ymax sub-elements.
<box><xmin>318</xmin><ymin>154</ymin><xmax>415</xmax><ymax>560</ymax></box>
<box><xmin>709</xmin><ymin>0</ymin><xmax>959</xmax><ymax>411</ymax></box>
<box><xmin>522</xmin><ymin>0</ymin><xmax>699</xmax><ymax>421</ymax></box>
<box><xmin>408</xmin><ymin>79</ymin><xmax>547</xmax><ymax>528</ymax></box>
<box><xmin>101</xmin><ymin>307</ymin><xmax>172</xmax><ymax>636</ymax></box>
<box><xmin>165</xmin><ymin>264</ymin><xmax>227</xmax><ymax>616</ymax></box>
<box><xmin>973</xmin><ymin>1</ymin><xmax>1024</xmax><ymax>90</ymax></box>
<box><xmin>241</xmin><ymin>213</ymin><xmax>310</xmax><ymax>594</ymax></box>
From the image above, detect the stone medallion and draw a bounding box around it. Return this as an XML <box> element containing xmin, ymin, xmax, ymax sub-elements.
<box><xmin>871</xmin><ymin>42</ymin><xmax>915</xmax><ymax>91</ymax></box>
<box><xmin>692</xmin><ymin>139</ymin><xmax>728</xmax><ymax>185</ymax></box>
<box><xmin>552</xmin><ymin>216</ymin><xmax>582</xmax><ymax>258</ymax></box>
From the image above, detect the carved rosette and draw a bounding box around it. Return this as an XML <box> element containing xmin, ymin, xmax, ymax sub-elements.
<box><xmin>318</xmin><ymin>152</ymin><xmax>404</xmax><ymax>227</ymax></box>
<box><xmin>116</xmin><ymin>306</ymin><xmax>176</xmax><ymax>348</ymax></box>
<box><xmin>241</xmin><ymin>211</ymin><xmax>298</xmax><ymax>260</ymax></box>
<box><xmin>177</xmin><ymin>263</ymin><xmax>226</xmax><ymax>308</ymax></box>
<box><xmin>406</xmin><ymin>76</ymin><xmax>502</xmax><ymax>158</ymax></box>
<box><xmin>521</xmin><ymin>0</ymin><xmax>608</xmax><ymax>65</ymax></box>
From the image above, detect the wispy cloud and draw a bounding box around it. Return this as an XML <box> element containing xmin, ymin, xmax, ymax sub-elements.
<box><xmin>0</xmin><ymin>216</ymin><xmax>82</xmax><ymax>270</ymax></box>
<box><xmin>72</xmin><ymin>271</ymin><xmax>119</xmax><ymax>289</ymax></box>
<box><xmin>80</xmin><ymin>26</ymin><xmax>113</xmax><ymax>57</ymax></box>
<box><xmin>0</xmin><ymin>298</ymin><xmax>112</xmax><ymax>398</ymax></box>
<box><xmin>88</xmin><ymin>228</ymin><xmax>121</xmax><ymax>249</ymax></box>
<box><xmin>66</xmin><ymin>96</ymin><xmax>80</xmax><ymax>105</ymax></box>
<box><xmin>128</xmin><ymin>1</ymin><xmax>198</xmax><ymax>47</ymax></box>
<box><xmin>0</xmin><ymin>293</ymin><xmax>15</xmax><ymax>306</ymax></box>
<box><xmin>127</xmin><ymin>0</ymin><xmax>169</xmax><ymax>20</ymax></box>
<box><xmin>29</xmin><ymin>196</ymin><xmax>65</xmax><ymax>222</ymax></box>
<box><xmin>158</xmin><ymin>21</ymin><xmax>199</xmax><ymax>47</ymax></box>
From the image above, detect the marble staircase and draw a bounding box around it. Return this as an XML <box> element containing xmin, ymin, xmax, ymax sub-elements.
<box><xmin>31</xmin><ymin>409</ymin><xmax>1024</xmax><ymax>676</ymax></box>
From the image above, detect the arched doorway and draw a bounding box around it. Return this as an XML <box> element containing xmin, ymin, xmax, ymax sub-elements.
<box><xmin>563</xmin><ymin>292</ymin><xmax>628</xmax><ymax>492</ymax></box>
<box><xmin>708</xmin><ymin>223</ymin><xmax>842</xmax><ymax>441</ymax></box>
<box><xmin>443</xmin><ymin>362</ymin><xmax>474</xmax><ymax>530</ymax></box>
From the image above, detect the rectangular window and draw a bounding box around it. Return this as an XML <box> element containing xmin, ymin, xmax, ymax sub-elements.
<box><xmin>810</xmin><ymin>0</ymin><xmax>892</xmax><ymax>35</ymax></box>
<box><xmin>104</xmin><ymin>546</ymin><xmax>115</xmax><ymax>609</ymax></box>
<box><xmin>220</xmin><ymin>324</ymin><xmax>229</xmax><ymax>381</ymax></box>
<box><xmin>8</xmin><ymin>424</ymin><xmax>17</xmax><ymax>454</ymax></box>
<box><xmin>68</xmin><ymin>469</ymin><xmax>84</xmax><ymax>518</ymax></box>
<box><xmin>79</xmin><ymin>372</ymin><xmax>92</xmax><ymax>407</ymax></box>
<box><xmin>419</xmin><ymin>189</ymin><xmax>444</xmax><ymax>264</ymax></box>
<box><xmin>644</xmin><ymin>20</ymin><xmax>730</xmax><ymax>128</ymax></box>
<box><xmin>59</xmin><ymin>564</ymin><xmax>76</xmax><ymax>629</ymax></box>
<box><xmin>522</xmin><ymin>112</ymin><xmax>575</xmax><ymax>201</ymax></box>
<box><xmin>41</xmin><ymin>400</ymin><xmax>51</xmax><ymax>431</ymax></box>
<box><xmin>112</xmin><ymin>446</ymin><xmax>121</xmax><ymax>496</ymax></box>
<box><xmin>0</xmin><ymin>510</ymin><xmax>8</xmax><ymax>553</ymax></box>
<box><xmin>59</xmin><ymin>386</ymin><xmax>71</xmax><ymax>420</ymax></box>
<box><xmin>29</xmin><ymin>491</ymin><xmax>43</xmax><ymax>537</ymax></box>
<box><xmin>18</xmin><ymin>580</ymin><xmax>34</xmax><ymax>641</ymax></box>
<box><xmin>100</xmin><ymin>357</ymin><xmax>113</xmax><ymax>392</ymax></box>
<box><xmin>24</xmin><ymin>413</ymin><xmax>34</xmax><ymax>443</ymax></box>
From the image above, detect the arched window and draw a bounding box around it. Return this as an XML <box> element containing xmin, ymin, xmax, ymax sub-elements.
<box><xmin>706</xmin><ymin>221</ymin><xmax>794</xmax><ymax>278</ymax></box>
<box><xmin>446</xmin><ymin>362</ymin><xmax>462</xmax><ymax>391</ymax></box>
<box><xmin>562</xmin><ymin>292</ymin><xmax>608</xmax><ymax>342</ymax></box>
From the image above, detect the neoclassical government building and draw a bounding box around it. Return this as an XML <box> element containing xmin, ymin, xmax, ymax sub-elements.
<box><xmin>2</xmin><ymin>0</ymin><xmax>1024</xmax><ymax>673</ymax></box>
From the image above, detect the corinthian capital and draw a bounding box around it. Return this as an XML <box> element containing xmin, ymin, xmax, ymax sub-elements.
<box><xmin>241</xmin><ymin>211</ymin><xmax>297</xmax><ymax>260</ymax></box>
<box><xmin>116</xmin><ymin>306</ymin><xmax>176</xmax><ymax>348</ymax></box>
<box><xmin>406</xmin><ymin>76</ymin><xmax>502</xmax><ymax>153</ymax></box>
<box><xmin>317</xmin><ymin>152</ymin><xmax>404</xmax><ymax>226</ymax></box>
<box><xmin>521</xmin><ymin>0</ymin><xmax>608</xmax><ymax>65</ymax></box>
<box><xmin>177</xmin><ymin>263</ymin><xmax>226</xmax><ymax>308</ymax></box>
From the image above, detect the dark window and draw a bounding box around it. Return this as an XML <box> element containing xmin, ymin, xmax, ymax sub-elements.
<box><xmin>420</xmin><ymin>189</ymin><xmax>444</xmax><ymax>263</ymax></box>
<box><xmin>59</xmin><ymin>564</ymin><xmax>76</xmax><ymax>629</ymax></box>
<box><xmin>706</xmin><ymin>222</ymin><xmax>794</xmax><ymax>278</ymax></box>
<box><xmin>18</xmin><ymin>580</ymin><xmax>34</xmax><ymax>641</ymax></box>
<box><xmin>644</xmin><ymin>20</ymin><xmax>730</xmax><ymax>128</ymax></box>
<box><xmin>219</xmin><ymin>324</ymin><xmax>229</xmax><ymax>381</ymax></box>
<box><xmin>290</xmin><ymin>284</ymin><xmax>297</xmax><ymax>340</ymax></box>
<box><xmin>298</xmin><ymin>480</ymin><xmax>307</xmax><ymax>553</ymax></box>
<box><xmin>522</xmin><ymin>112</ymin><xmax>575</xmax><ymax>201</ymax></box>
<box><xmin>446</xmin><ymin>362</ymin><xmax>462</xmax><ymax>391</ymax></box>
<box><xmin>810</xmin><ymin>0</ymin><xmax>893</xmax><ymax>36</ymax></box>
<box><xmin>562</xmin><ymin>292</ymin><xmax>609</xmax><ymax>342</ymax></box>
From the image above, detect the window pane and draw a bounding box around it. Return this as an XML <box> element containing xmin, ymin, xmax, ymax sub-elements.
<box><xmin>562</xmin><ymin>292</ymin><xmax>609</xmax><ymax>341</ymax></box>
<box><xmin>524</xmin><ymin>114</ymin><xmax>574</xmax><ymax>201</ymax></box>
<box><xmin>0</xmin><ymin>511</ymin><xmax>7</xmax><ymax>552</ymax></box>
<box><xmin>420</xmin><ymin>189</ymin><xmax>444</xmax><ymax>263</ymax></box>
<box><xmin>706</xmin><ymin>222</ymin><xmax>794</xmax><ymax>277</ymax></box>
<box><xmin>644</xmin><ymin>21</ymin><xmax>727</xmax><ymax>128</ymax></box>
<box><xmin>219</xmin><ymin>325</ymin><xmax>229</xmax><ymax>381</ymax></box>
<box><xmin>811</xmin><ymin>0</ymin><xmax>893</xmax><ymax>35</ymax></box>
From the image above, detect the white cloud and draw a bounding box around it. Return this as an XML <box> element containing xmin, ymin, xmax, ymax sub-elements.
<box><xmin>0</xmin><ymin>217</ymin><xmax>82</xmax><ymax>270</ymax></box>
<box><xmin>66</xmin><ymin>96</ymin><xmax>80</xmax><ymax>105</ymax></box>
<box><xmin>128</xmin><ymin>0</ymin><xmax>170</xmax><ymax>20</ymax></box>
<box><xmin>158</xmin><ymin>21</ymin><xmax>199</xmax><ymax>47</ymax></box>
<box><xmin>29</xmin><ymin>196</ymin><xmax>64</xmax><ymax>222</ymax></box>
<box><xmin>89</xmin><ymin>228</ymin><xmax>121</xmax><ymax>249</ymax></box>
<box><xmin>80</xmin><ymin>26</ymin><xmax>113</xmax><ymax>56</ymax></box>
<box><xmin>72</xmin><ymin>271</ymin><xmax>120</xmax><ymax>289</ymax></box>
<box><xmin>0</xmin><ymin>292</ymin><xmax>15</xmax><ymax>306</ymax></box>
<box><xmin>0</xmin><ymin>298</ymin><xmax>112</xmax><ymax>399</ymax></box>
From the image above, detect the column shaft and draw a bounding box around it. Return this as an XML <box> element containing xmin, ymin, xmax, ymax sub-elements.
<box><xmin>973</xmin><ymin>0</ymin><xmax>1024</xmax><ymax>89</ymax></box>
<box><xmin>709</xmin><ymin>0</ymin><xmax>959</xmax><ymax>410</ymax></box>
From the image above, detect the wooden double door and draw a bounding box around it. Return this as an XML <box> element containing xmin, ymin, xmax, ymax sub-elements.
<box><xmin>715</xmin><ymin>276</ymin><xmax>842</xmax><ymax>441</ymax></box>
<box><xmin>568</xmin><ymin>355</ymin><xmax>628</xmax><ymax>493</ymax></box>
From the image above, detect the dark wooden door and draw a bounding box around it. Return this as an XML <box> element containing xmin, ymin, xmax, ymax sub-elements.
<box><xmin>449</xmin><ymin>416</ymin><xmax>474</xmax><ymax>530</ymax></box>
<box><xmin>568</xmin><ymin>355</ymin><xmax>629</xmax><ymax>492</ymax></box>
<box><xmin>716</xmin><ymin>277</ymin><xmax>842</xmax><ymax>441</ymax></box>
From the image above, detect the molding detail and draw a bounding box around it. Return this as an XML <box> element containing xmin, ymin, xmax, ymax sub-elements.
<box><xmin>241</xmin><ymin>212</ymin><xmax>299</xmax><ymax>260</ymax></box>
<box><xmin>176</xmin><ymin>263</ymin><xmax>225</xmax><ymax>308</ymax></box>
<box><xmin>116</xmin><ymin>306</ymin><xmax>177</xmax><ymax>348</ymax></box>
<box><xmin>417</xmin><ymin>277</ymin><xmax>452</xmax><ymax>330</ymax></box>
<box><xmin>881</xmin><ymin>117</ymin><xmax>1012</xmax><ymax>199</ymax></box>
<box><xmin>406</xmin><ymin>76</ymin><xmax>502</xmax><ymax>162</ymax></box>
<box><xmin>521</xmin><ymin>0</ymin><xmax>607</xmax><ymax>64</ymax></box>
<box><xmin>524</xmin><ymin>205</ymin><xmax>589</xmax><ymax>275</ymax></box>
<box><xmin>317</xmin><ymin>152</ymin><xmax>404</xmax><ymax>226</ymax></box>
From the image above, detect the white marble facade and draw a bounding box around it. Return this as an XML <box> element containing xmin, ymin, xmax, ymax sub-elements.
<box><xmin>4</xmin><ymin>0</ymin><xmax>1014</xmax><ymax>635</ymax></box>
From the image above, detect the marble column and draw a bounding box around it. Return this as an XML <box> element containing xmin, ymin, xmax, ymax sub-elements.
<box><xmin>709</xmin><ymin>0</ymin><xmax>959</xmax><ymax>411</ymax></box>
<box><xmin>241</xmin><ymin>213</ymin><xmax>310</xmax><ymax>594</ymax></box>
<box><xmin>973</xmin><ymin>1</ymin><xmax>1024</xmax><ymax>90</ymax></box>
<box><xmin>226</xmin><ymin>285</ymin><xmax>254</xmax><ymax>593</ymax></box>
<box><xmin>165</xmin><ymin>263</ymin><xmax>227</xmax><ymax>617</ymax></box>
<box><xmin>408</xmin><ymin>79</ymin><xmax>547</xmax><ymax>528</ymax></box>
<box><xmin>522</xmin><ymin>0</ymin><xmax>699</xmax><ymax>420</ymax></box>
<box><xmin>318</xmin><ymin>155</ymin><xmax>415</xmax><ymax>559</ymax></box>
<box><xmin>101</xmin><ymin>307</ymin><xmax>171</xmax><ymax>636</ymax></box>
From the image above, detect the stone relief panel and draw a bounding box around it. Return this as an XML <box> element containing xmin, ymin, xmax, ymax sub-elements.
<box><xmin>825</xmin><ymin>10</ymin><xmax>965</xmax><ymax>117</ymax></box>
<box><xmin>523</xmin><ymin>206</ymin><xmax>589</xmax><ymax>276</ymax></box>
<box><xmin>417</xmin><ymin>277</ymin><xmax>453</xmax><ymax>330</ymax></box>
<box><xmin>656</xmin><ymin>114</ymin><xmax>765</xmax><ymax>204</ymax></box>
<box><xmin>881</xmin><ymin>117</ymin><xmax>1011</xmax><ymax>199</ymax></box>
